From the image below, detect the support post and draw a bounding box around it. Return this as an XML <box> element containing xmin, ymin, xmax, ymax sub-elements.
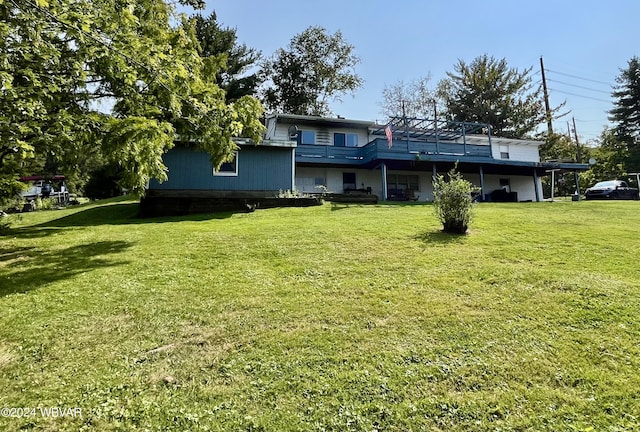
<box><xmin>432</xmin><ymin>164</ymin><xmax>437</xmax><ymax>200</ymax></box>
<box><xmin>462</xmin><ymin>123</ymin><xmax>467</xmax><ymax>154</ymax></box>
<box><xmin>534</xmin><ymin>170</ymin><xmax>541</xmax><ymax>202</ymax></box>
<box><xmin>479</xmin><ymin>166</ymin><xmax>485</xmax><ymax>201</ymax></box>
<box><xmin>381</xmin><ymin>163</ymin><xmax>388</xmax><ymax>201</ymax></box>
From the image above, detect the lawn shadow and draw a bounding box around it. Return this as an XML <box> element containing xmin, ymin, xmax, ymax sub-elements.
<box><xmin>16</xmin><ymin>203</ymin><xmax>234</xmax><ymax>232</ymax></box>
<box><xmin>0</xmin><ymin>240</ymin><xmax>133</xmax><ymax>297</ymax></box>
<box><xmin>0</xmin><ymin>246</ymin><xmax>37</xmax><ymax>264</ymax></box>
<box><xmin>330</xmin><ymin>202</ymin><xmax>356</xmax><ymax>211</ymax></box>
<box><xmin>414</xmin><ymin>229</ymin><xmax>469</xmax><ymax>245</ymax></box>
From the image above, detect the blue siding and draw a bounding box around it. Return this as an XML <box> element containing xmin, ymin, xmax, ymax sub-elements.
<box><xmin>150</xmin><ymin>146</ymin><xmax>294</xmax><ymax>191</ymax></box>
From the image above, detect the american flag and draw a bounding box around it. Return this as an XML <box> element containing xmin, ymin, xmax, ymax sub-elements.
<box><xmin>385</xmin><ymin>124</ymin><xmax>393</xmax><ymax>148</ymax></box>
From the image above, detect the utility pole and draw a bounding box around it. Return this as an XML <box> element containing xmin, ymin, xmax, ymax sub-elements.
<box><xmin>540</xmin><ymin>56</ymin><xmax>553</xmax><ymax>135</ymax></box>
<box><xmin>572</xmin><ymin>117</ymin><xmax>582</xmax><ymax>198</ymax></box>
<box><xmin>572</xmin><ymin>117</ymin><xmax>581</xmax><ymax>163</ymax></box>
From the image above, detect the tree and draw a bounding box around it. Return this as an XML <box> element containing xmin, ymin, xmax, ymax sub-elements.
<box><xmin>438</xmin><ymin>54</ymin><xmax>557</xmax><ymax>139</ymax></box>
<box><xmin>609</xmin><ymin>56</ymin><xmax>640</xmax><ymax>172</ymax></box>
<box><xmin>539</xmin><ymin>132</ymin><xmax>582</xmax><ymax>196</ymax></box>
<box><xmin>539</xmin><ymin>132</ymin><xmax>579</xmax><ymax>163</ymax></box>
<box><xmin>379</xmin><ymin>76</ymin><xmax>442</xmax><ymax>119</ymax></box>
<box><xmin>262</xmin><ymin>26</ymin><xmax>363</xmax><ymax>116</ymax></box>
<box><xmin>0</xmin><ymin>0</ymin><xmax>265</xmax><ymax>205</ymax></box>
<box><xmin>582</xmin><ymin>128</ymin><xmax>629</xmax><ymax>184</ymax></box>
<box><xmin>192</xmin><ymin>12</ymin><xmax>262</xmax><ymax>103</ymax></box>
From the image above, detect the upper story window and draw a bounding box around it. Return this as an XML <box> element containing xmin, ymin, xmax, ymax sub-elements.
<box><xmin>297</xmin><ymin>130</ymin><xmax>316</xmax><ymax>145</ymax></box>
<box><xmin>333</xmin><ymin>133</ymin><xmax>358</xmax><ymax>147</ymax></box>
<box><xmin>213</xmin><ymin>153</ymin><xmax>238</xmax><ymax>176</ymax></box>
<box><xmin>499</xmin><ymin>144</ymin><xmax>510</xmax><ymax>159</ymax></box>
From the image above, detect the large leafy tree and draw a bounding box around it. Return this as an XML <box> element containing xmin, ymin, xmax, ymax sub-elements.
<box><xmin>0</xmin><ymin>0</ymin><xmax>264</xmax><ymax>203</ymax></box>
<box><xmin>581</xmin><ymin>128</ymin><xmax>629</xmax><ymax>187</ymax></box>
<box><xmin>538</xmin><ymin>132</ymin><xmax>583</xmax><ymax>196</ymax></box>
<box><xmin>438</xmin><ymin>54</ymin><xmax>555</xmax><ymax>139</ymax></box>
<box><xmin>262</xmin><ymin>26</ymin><xmax>363</xmax><ymax>116</ymax></box>
<box><xmin>538</xmin><ymin>132</ymin><xmax>580</xmax><ymax>162</ymax></box>
<box><xmin>609</xmin><ymin>56</ymin><xmax>640</xmax><ymax>172</ymax></box>
<box><xmin>192</xmin><ymin>11</ymin><xmax>262</xmax><ymax>103</ymax></box>
<box><xmin>379</xmin><ymin>76</ymin><xmax>441</xmax><ymax>120</ymax></box>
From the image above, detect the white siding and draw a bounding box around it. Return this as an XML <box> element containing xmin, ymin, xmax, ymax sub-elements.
<box><xmin>481</xmin><ymin>175</ymin><xmax>538</xmax><ymax>202</ymax></box>
<box><xmin>297</xmin><ymin>168</ymin><xmax>540</xmax><ymax>202</ymax></box>
<box><xmin>490</xmin><ymin>140</ymin><xmax>541</xmax><ymax>162</ymax></box>
<box><xmin>297</xmin><ymin>167</ymin><xmax>382</xmax><ymax>195</ymax></box>
<box><xmin>265</xmin><ymin>117</ymin><xmax>277</xmax><ymax>140</ymax></box>
<box><xmin>271</xmin><ymin>123</ymin><xmax>369</xmax><ymax>147</ymax></box>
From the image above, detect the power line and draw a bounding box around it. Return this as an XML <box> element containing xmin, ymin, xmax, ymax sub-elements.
<box><xmin>548</xmin><ymin>88</ymin><xmax>611</xmax><ymax>104</ymax></box>
<box><xmin>547</xmin><ymin>78</ymin><xmax>611</xmax><ymax>95</ymax></box>
<box><xmin>545</xmin><ymin>68</ymin><xmax>612</xmax><ymax>86</ymax></box>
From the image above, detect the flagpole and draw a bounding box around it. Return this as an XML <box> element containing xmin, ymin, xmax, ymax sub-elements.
<box><xmin>434</xmin><ymin>100</ymin><xmax>439</xmax><ymax>155</ymax></box>
<box><xmin>402</xmin><ymin>101</ymin><xmax>409</xmax><ymax>148</ymax></box>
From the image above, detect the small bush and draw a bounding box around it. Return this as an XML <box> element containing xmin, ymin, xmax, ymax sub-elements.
<box><xmin>433</xmin><ymin>167</ymin><xmax>477</xmax><ymax>234</ymax></box>
<box><xmin>276</xmin><ymin>189</ymin><xmax>308</xmax><ymax>198</ymax></box>
<box><xmin>37</xmin><ymin>197</ymin><xmax>58</xmax><ymax>210</ymax></box>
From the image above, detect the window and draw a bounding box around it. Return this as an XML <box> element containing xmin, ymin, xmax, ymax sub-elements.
<box><xmin>314</xmin><ymin>177</ymin><xmax>325</xmax><ymax>186</ymax></box>
<box><xmin>387</xmin><ymin>174</ymin><xmax>419</xmax><ymax>191</ymax></box>
<box><xmin>333</xmin><ymin>133</ymin><xmax>358</xmax><ymax>147</ymax></box>
<box><xmin>499</xmin><ymin>144</ymin><xmax>509</xmax><ymax>159</ymax></box>
<box><xmin>499</xmin><ymin>178</ymin><xmax>510</xmax><ymax>192</ymax></box>
<box><xmin>213</xmin><ymin>153</ymin><xmax>238</xmax><ymax>176</ymax></box>
<box><xmin>343</xmin><ymin>172</ymin><xmax>356</xmax><ymax>191</ymax></box>
<box><xmin>298</xmin><ymin>130</ymin><xmax>316</xmax><ymax>145</ymax></box>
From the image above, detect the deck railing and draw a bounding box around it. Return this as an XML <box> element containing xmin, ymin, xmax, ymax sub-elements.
<box><xmin>296</xmin><ymin>138</ymin><xmax>492</xmax><ymax>164</ymax></box>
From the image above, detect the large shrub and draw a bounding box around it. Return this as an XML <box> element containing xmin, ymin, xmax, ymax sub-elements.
<box><xmin>433</xmin><ymin>167</ymin><xmax>477</xmax><ymax>234</ymax></box>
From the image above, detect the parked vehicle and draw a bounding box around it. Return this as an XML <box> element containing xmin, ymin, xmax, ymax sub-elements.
<box><xmin>584</xmin><ymin>180</ymin><xmax>639</xmax><ymax>200</ymax></box>
<box><xmin>19</xmin><ymin>175</ymin><xmax>69</xmax><ymax>203</ymax></box>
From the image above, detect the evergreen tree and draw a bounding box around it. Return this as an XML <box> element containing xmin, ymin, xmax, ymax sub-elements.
<box><xmin>609</xmin><ymin>56</ymin><xmax>640</xmax><ymax>171</ymax></box>
<box><xmin>192</xmin><ymin>12</ymin><xmax>262</xmax><ymax>103</ymax></box>
<box><xmin>438</xmin><ymin>55</ymin><xmax>560</xmax><ymax>139</ymax></box>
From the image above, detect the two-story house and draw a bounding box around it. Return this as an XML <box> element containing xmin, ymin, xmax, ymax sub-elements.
<box><xmin>144</xmin><ymin>113</ymin><xmax>588</xmax><ymax>214</ymax></box>
<box><xmin>269</xmin><ymin>114</ymin><xmax>586</xmax><ymax>202</ymax></box>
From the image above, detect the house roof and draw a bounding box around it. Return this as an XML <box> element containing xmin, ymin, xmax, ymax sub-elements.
<box><xmin>266</xmin><ymin>113</ymin><xmax>374</xmax><ymax>130</ymax></box>
<box><xmin>233</xmin><ymin>137</ymin><xmax>296</xmax><ymax>148</ymax></box>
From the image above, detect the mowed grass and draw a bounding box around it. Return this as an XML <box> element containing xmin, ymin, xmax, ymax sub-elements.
<box><xmin>1</xmin><ymin>198</ymin><xmax>639</xmax><ymax>431</ymax></box>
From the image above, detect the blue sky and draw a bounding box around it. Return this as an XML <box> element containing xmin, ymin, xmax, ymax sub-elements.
<box><xmin>190</xmin><ymin>0</ymin><xmax>640</xmax><ymax>143</ymax></box>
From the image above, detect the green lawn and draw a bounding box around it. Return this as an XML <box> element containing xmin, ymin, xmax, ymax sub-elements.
<box><xmin>1</xmin><ymin>198</ymin><xmax>639</xmax><ymax>431</ymax></box>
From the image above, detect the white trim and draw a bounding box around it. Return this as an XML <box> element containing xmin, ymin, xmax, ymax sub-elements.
<box><xmin>213</xmin><ymin>152</ymin><xmax>238</xmax><ymax>176</ymax></box>
<box><xmin>291</xmin><ymin>150</ymin><xmax>296</xmax><ymax>189</ymax></box>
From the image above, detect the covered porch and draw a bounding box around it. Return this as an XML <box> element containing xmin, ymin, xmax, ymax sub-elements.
<box><xmin>375</xmin><ymin>159</ymin><xmax>589</xmax><ymax>202</ymax></box>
